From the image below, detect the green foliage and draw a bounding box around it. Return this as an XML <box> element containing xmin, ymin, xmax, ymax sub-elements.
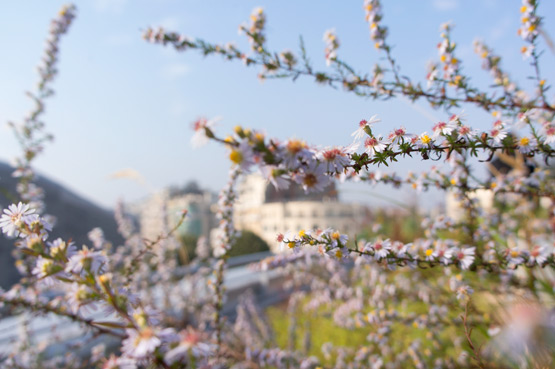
<box><xmin>359</xmin><ymin>207</ymin><xmax>424</xmax><ymax>243</ymax></box>
<box><xmin>178</xmin><ymin>233</ymin><xmax>198</xmax><ymax>264</ymax></box>
<box><xmin>228</xmin><ymin>230</ymin><xmax>270</xmax><ymax>257</ymax></box>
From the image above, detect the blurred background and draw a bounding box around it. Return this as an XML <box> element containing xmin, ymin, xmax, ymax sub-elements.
<box><xmin>1</xmin><ymin>0</ymin><xmax>554</xmax><ymax>209</ymax></box>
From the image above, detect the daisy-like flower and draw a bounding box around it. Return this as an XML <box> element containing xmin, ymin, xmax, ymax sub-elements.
<box><xmin>456</xmin><ymin>125</ymin><xmax>476</xmax><ymax>141</ymax></box>
<box><xmin>432</xmin><ymin>121</ymin><xmax>456</xmax><ymax>138</ymax></box>
<box><xmin>528</xmin><ymin>245</ymin><xmax>549</xmax><ymax>265</ymax></box>
<box><xmin>65</xmin><ymin>246</ymin><xmax>107</xmax><ymax>275</ymax></box>
<box><xmin>416</xmin><ymin>132</ymin><xmax>434</xmax><ymax>148</ymax></box>
<box><xmin>453</xmin><ymin>247</ymin><xmax>475</xmax><ymax>270</ymax></box>
<box><xmin>364</xmin><ymin>135</ymin><xmax>388</xmax><ymax>156</ymax></box>
<box><xmin>282</xmin><ymin>138</ymin><xmax>312</xmax><ymax>168</ymax></box>
<box><xmin>294</xmin><ymin>162</ymin><xmax>331</xmax><ymax>193</ymax></box>
<box><xmin>164</xmin><ymin>328</ymin><xmax>216</xmax><ymax>365</ymax></box>
<box><xmin>521</xmin><ymin>44</ymin><xmax>535</xmax><ymax>60</ymax></box>
<box><xmin>352</xmin><ymin>115</ymin><xmax>380</xmax><ymax>141</ymax></box>
<box><xmin>280</xmin><ymin>232</ymin><xmax>301</xmax><ymax>253</ymax></box>
<box><xmin>423</xmin><ymin>244</ymin><xmax>435</xmax><ymax>261</ymax></box>
<box><xmin>48</xmin><ymin>238</ymin><xmax>76</xmax><ymax>260</ymax></box>
<box><xmin>228</xmin><ymin>141</ymin><xmax>256</xmax><ymax>172</ymax></box>
<box><xmin>66</xmin><ymin>282</ymin><xmax>95</xmax><ymax>313</ymax></box>
<box><xmin>260</xmin><ymin>165</ymin><xmax>290</xmax><ymax>190</ymax></box>
<box><xmin>32</xmin><ymin>257</ymin><xmax>62</xmax><ymax>285</ymax></box>
<box><xmin>121</xmin><ymin>327</ymin><xmax>162</xmax><ymax>360</ymax></box>
<box><xmin>505</xmin><ymin>248</ymin><xmax>526</xmax><ymax>266</ymax></box>
<box><xmin>0</xmin><ymin>202</ymin><xmax>39</xmax><ymax>238</ymax></box>
<box><xmin>324</xmin><ymin>229</ymin><xmax>348</xmax><ymax>248</ymax></box>
<box><xmin>387</xmin><ymin>127</ymin><xmax>407</xmax><ymax>145</ymax></box>
<box><xmin>316</xmin><ymin>144</ymin><xmax>357</xmax><ymax>172</ymax></box>
<box><xmin>364</xmin><ymin>239</ymin><xmax>392</xmax><ymax>260</ymax></box>
<box><xmin>327</xmin><ymin>246</ymin><xmax>349</xmax><ymax>260</ymax></box>
<box><xmin>432</xmin><ymin>242</ymin><xmax>453</xmax><ymax>265</ymax></box>
<box><xmin>190</xmin><ymin>117</ymin><xmax>218</xmax><ymax>148</ymax></box>
<box><xmin>455</xmin><ymin>285</ymin><xmax>473</xmax><ymax>301</ymax></box>
<box><xmin>517</xmin><ymin>136</ymin><xmax>536</xmax><ymax>154</ymax></box>
<box><xmin>489</xmin><ymin>127</ymin><xmax>507</xmax><ymax>145</ymax></box>
<box><xmin>541</xmin><ymin>124</ymin><xmax>555</xmax><ymax>145</ymax></box>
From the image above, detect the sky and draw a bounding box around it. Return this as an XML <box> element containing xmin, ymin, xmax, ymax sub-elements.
<box><xmin>0</xmin><ymin>0</ymin><xmax>554</xmax><ymax>210</ymax></box>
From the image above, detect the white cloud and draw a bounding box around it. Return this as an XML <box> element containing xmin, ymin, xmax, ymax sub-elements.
<box><xmin>432</xmin><ymin>0</ymin><xmax>460</xmax><ymax>11</ymax></box>
<box><xmin>161</xmin><ymin>63</ymin><xmax>190</xmax><ymax>79</ymax></box>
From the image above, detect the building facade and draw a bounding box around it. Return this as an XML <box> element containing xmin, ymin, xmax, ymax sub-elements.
<box><xmin>234</xmin><ymin>174</ymin><xmax>368</xmax><ymax>252</ymax></box>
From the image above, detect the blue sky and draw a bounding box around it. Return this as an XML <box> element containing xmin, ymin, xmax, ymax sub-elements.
<box><xmin>1</xmin><ymin>0</ymin><xmax>554</xmax><ymax>209</ymax></box>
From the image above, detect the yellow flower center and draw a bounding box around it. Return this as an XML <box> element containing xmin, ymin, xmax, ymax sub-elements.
<box><xmin>331</xmin><ymin>231</ymin><xmax>341</xmax><ymax>240</ymax></box>
<box><xmin>425</xmin><ymin>249</ymin><xmax>433</xmax><ymax>257</ymax></box>
<box><xmin>335</xmin><ymin>249</ymin><xmax>343</xmax><ymax>258</ymax></box>
<box><xmin>298</xmin><ymin>229</ymin><xmax>306</xmax><ymax>237</ymax></box>
<box><xmin>254</xmin><ymin>132</ymin><xmax>264</xmax><ymax>142</ymax></box>
<box><xmin>229</xmin><ymin>150</ymin><xmax>243</xmax><ymax>164</ymax></box>
<box><xmin>287</xmin><ymin>139</ymin><xmax>305</xmax><ymax>153</ymax></box>
<box><xmin>287</xmin><ymin>242</ymin><xmax>296</xmax><ymax>249</ymax></box>
<box><xmin>303</xmin><ymin>174</ymin><xmax>317</xmax><ymax>188</ymax></box>
<box><xmin>420</xmin><ymin>134</ymin><xmax>431</xmax><ymax>144</ymax></box>
<box><xmin>519</xmin><ymin>137</ymin><xmax>530</xmax><ymax>146</ymax></box>
<box><xmin>41</xmin><ymin>260</ymin><xmax>53</xmax><ymax>274</ymax></box>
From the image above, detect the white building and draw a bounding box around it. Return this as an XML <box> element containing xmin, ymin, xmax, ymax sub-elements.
<box><xmin>234</xmin><ymin>174</ymin><xmax>368</xmax><ymax>252</ymax></box>
<box><xmin>132</xmin><ymin>187</ymin><xmax>215</xmax><ymax>242</ymax></box>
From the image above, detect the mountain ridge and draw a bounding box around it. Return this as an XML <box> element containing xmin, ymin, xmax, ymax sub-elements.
<box><xmin>0</xmin><ymin>161</ymin><xmax>123</xmax><ymax>288</ymax></box>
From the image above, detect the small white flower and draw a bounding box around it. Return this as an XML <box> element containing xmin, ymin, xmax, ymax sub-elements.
<box><xmin>316</xmin><ymin>144</ymin><xmax>356</xmax><ymax>172</ymax></box>
<box><xmin>294</xmin><ymin>162</ymin><xmax>331</xmax><ymax>193</ymax></box>
<box><xmin>364</xmin><ymin>135</ymin><xmax>388</xmax><ymax>156</ymax></box>
<box><xmin>0</xmin><ymin>202</ymin><xmax>39</xmax><ymax>238</ymax></box>
<box><xmin>352</xmin><ymin>115</ymin><xmax>380</xmax><ymax>142</ymax></box>
<box><xmin>453</xmin><ymin>247</ymin><xmax>475</xmax><ymax>270</ymax></box>
<box><xmin>121</xmin><ymin>328</ymin><xmax>161</xmax><ymax>359</ymax></box>
<box><xmin>432</xmin><ymin>121</ymin><xmax>456</xmax><ymax>138</ymax></box>
<box><xmin>65</xmin><ymin>246</ymin><xmax>107</xmax><ymax>275</ymax></box>
<box><xmin>190</xmin><ymin>117</ymin><xmax>219</xmax><ymax>148</ymax></box>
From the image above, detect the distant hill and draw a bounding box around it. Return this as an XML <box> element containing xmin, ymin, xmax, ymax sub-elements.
<box><xmin>0</xmin><ymin>162</ymin><xmax>123</xmax><ymax>288</ymax></box>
